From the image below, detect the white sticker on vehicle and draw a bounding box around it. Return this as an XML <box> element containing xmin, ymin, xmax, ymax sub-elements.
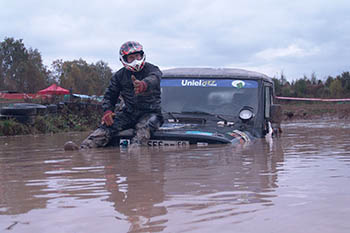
<box><xmin>232</xmin><ymin>80</ymin><xmax>246</xmax><ymax>88</ymax></box>
<box><xmin>147</xmin><ymin>140</ymin><xmax>189</xmax><ymax>147</ymax></box>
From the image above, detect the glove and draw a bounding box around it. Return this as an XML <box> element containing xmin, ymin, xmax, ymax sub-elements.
<box><xmin>101</xmin><ymin>110</ymin><xmax>115</xmax><ymax>126</ymax></box>
<box><xmin>131</xmin><ymin>75</ymin><xmax>147</xmax><ymax>94</ymax></box>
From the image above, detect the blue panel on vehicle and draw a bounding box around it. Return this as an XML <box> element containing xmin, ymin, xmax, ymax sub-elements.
<box><xmin>161</xmin><ymin>79</ymin><xmax>258</xmax><ymax>88</ymax></box>
<box><xmin>185</xmin><ymin>131</ymin><xmax>213</xmax><ymax>136</ymax></box>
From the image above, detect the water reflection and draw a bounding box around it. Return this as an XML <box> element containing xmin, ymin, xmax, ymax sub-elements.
<box><xmin>2</xmin><ymin>120</ymin><xmax>349</xmax><ymax>232</ymax></box>
<box><xmin>158</xmin><ymin>140</ymin><xmax>284</xmax><ymax>231</ymax></box>
<box><xmin>0</xmin><ymin>131</ymin><xmax>285</xmax><ymax>232</ymax></box>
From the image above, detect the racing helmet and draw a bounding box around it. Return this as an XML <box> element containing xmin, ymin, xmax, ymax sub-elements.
<box><xmin>119</xmin><ymin>41</ymin><xmax>146</xmax><ymax>72</ymax></box>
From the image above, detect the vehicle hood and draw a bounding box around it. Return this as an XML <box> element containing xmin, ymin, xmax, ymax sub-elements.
<box><xmin>116</xmin><ymin>118</ymin><xmax>254</xmax><ymax>146</ymax></box>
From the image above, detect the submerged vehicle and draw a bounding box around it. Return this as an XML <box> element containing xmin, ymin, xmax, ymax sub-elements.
<box><xmin>115</xmin><ymin>68</ymin><xmax>282</xmax><ymax>147</ymax></box>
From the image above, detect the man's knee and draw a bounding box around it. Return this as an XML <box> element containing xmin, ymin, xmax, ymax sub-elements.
<box><xmin>132</xmin><ymin>113</ymin><xmax>162</xmax><ymax>145</ymax></box>
<box><xmin>80</xmin><ymin>127</ymin><xmax>112</xmax><ymax>148</ymax></box>
<box><xmin>136</xmin><ymin>113</ymin><xmax>162</xmax><ymax>132</ymax></box>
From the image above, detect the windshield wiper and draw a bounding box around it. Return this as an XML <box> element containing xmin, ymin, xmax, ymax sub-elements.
<box><xmin>181</xmin><ymin>111</ymin><xmax>229</xmax><ymax>123</ymax></box>
<box><xmin>163</xmin><ymin>111</ymin><xmax>182</xmax><ymax>121</ymax></box>
<box><xmin>181</xmin><ymin>111</ymin><xmax>213</xmax><ymax>115</ymax></box>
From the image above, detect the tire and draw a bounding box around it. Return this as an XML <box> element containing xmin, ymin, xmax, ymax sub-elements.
<box><xmin>0</xmin><ymin>106</ymin><xmax>37</xmax><ymax>116</ymax></box>
<box><xmin>13</xmin><ymin>103</ymin><xmax>47</xmax><ymax>116</ymax></box>
<box><xmin>36</xmin><ymin>106</ymin><xmax>48</xmax><ymax>116</ymax></box>
<box><xmin>47</xmin><ymin>104</ymin><xmax>57</xmax><ymax>114</ymax></box>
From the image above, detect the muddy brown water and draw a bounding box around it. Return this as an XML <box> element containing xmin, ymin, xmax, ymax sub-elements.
<box><xmin>1</xmin><ymin>120</ymin><xmax>350</xmax><ymax>233</ymax></box>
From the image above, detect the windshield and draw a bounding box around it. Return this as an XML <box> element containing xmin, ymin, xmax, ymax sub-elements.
<box><xmin>161</xmin><ymin>79</ymin><xmax>259</xmax><ymax>116</ymax></box>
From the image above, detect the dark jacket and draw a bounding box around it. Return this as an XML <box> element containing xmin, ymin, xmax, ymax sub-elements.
<box><xmin>102</xmin><ymin>62</ymin><xmax>162</xmax><ymax>114</ymax></box>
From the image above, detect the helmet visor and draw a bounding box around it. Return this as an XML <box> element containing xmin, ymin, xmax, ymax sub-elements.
<box><xmin>123</xmin><ymin>52</ymin><xmax>144</xmax><ymax>63</ymax></box>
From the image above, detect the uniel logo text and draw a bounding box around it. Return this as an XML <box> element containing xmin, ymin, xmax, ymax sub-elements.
<box><xmin>181</xmin><ymin>80</ymin><xmax>217</xmax><ymax>87</ymax></box>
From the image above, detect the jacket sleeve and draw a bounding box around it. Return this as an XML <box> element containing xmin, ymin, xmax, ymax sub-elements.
<box><xmin>142</xmin><ymin>64</ymin><xmax>162</xmax><ymax>91</ymax></box>
<box><xmin>102</xmin><ymin>72</ymin><xmax>121</xmax><ymax>112</ymax></box>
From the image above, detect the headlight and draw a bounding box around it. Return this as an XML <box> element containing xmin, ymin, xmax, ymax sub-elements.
<box><xmin>239</xmin><ymin>109</ymin><xmax>254</xmax><ymax>121</ymax></box>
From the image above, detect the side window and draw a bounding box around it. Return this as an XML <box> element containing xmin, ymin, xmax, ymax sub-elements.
<box><xmin>264</xmin><ymin>86</ymin><xmax>271</xmax><ymax>118</ymax></box>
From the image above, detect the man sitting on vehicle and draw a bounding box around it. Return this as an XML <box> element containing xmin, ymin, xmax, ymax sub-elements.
<box><xmin>80</xmin><ymin>41</ymin><xmax>163</xmax><ymax>148</ymax></box>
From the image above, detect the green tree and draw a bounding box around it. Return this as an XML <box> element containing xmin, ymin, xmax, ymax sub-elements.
<box><xmin>51</xmin><ymin>59</ymin><xmax>112</xmax><ymax>95</ymax></box>
<box><xmin>329</xmin><ymin>78</ymin><xmax>343</xmax><ymax>98</ymax></box>
<box><xmin>293</xmin><ymin>77</ymin><xmax>308</xmax><ymax>97</ymax></box>
<box><xmin>92</xmin><ymin>61</ymin><xmax>112</xmax><ymax>95</ymax></box>
<box><xmin>339</xmin><ymin>72</ymin><xmax>350</xmax><ymax>97</ymax></box>
<box><xmin>272</xmin><ymin>71</ymin><xmax>289</xmax><ymax>96</ymax></box>
<box><xmin>281</xmin><ymin>83</ymin><xmax>292</xmax><ymax>97</ymax></box>
<box><xmin>325</xmin><ymin>76</ymin><xmax>334</xmax><ymax>88</ymax></box>
<box><xmin>310</xmin><ymin>72</ymin><xmax>317</xmax><ymax>85</ymax></box>
<box><xmin>0</xmin><ymin>37</ymin><xmax>48</xmax><ymax>92</ymax></box>
<box><xmin>303</xmin><ymin>73</ymin><xmax>326</xmax><ymax>98</ymax></box>
<box><xmin>272</xmin><ymin>77</ymin><xmax>282</xmax><ymax>96</ymax></box>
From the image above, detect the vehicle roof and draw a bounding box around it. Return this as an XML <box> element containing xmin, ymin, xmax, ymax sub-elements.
<box><xmin>162</xmin><ymin>67</ymin><xmax>273</xmax><ymax>83</ymax></box>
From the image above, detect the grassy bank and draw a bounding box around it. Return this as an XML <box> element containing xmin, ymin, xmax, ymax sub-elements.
<box><xmin>0</xmin><ymin>103</ymin><xmax>102</xmax><ymax>136</ymax></box>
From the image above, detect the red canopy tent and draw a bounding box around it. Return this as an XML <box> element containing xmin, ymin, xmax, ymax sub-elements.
<box><xmin>37</xmin><ymin>84</ymin><xmax>70</xmax><ymax>95</ymax></box>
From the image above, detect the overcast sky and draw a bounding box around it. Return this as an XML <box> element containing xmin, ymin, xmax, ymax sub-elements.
<box><xmin>1</xmin><ymin>0</ymin><xmax>349</xmax><ymax>81</ymax></box>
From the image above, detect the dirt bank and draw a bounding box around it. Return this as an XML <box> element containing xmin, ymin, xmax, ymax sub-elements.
<box><xmin>280</xmin><ymin>102</ymin><xmax>350</xmax><ymax>121</ymax></box>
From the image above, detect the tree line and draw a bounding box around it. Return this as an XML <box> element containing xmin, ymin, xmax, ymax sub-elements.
<box><xmin>1</xmin><ymin>37</ymin><xmax>349</xmax><ymax>98</ymax></box>
<box><xmin>0</xmin><ymin>37</ymin><xmax>112</xmax><ymax>96</ymax></box>
<box><xmin>273</xmin><ymin>71</ymin><xmax>350</xmax><ymax>99</ymax></box>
